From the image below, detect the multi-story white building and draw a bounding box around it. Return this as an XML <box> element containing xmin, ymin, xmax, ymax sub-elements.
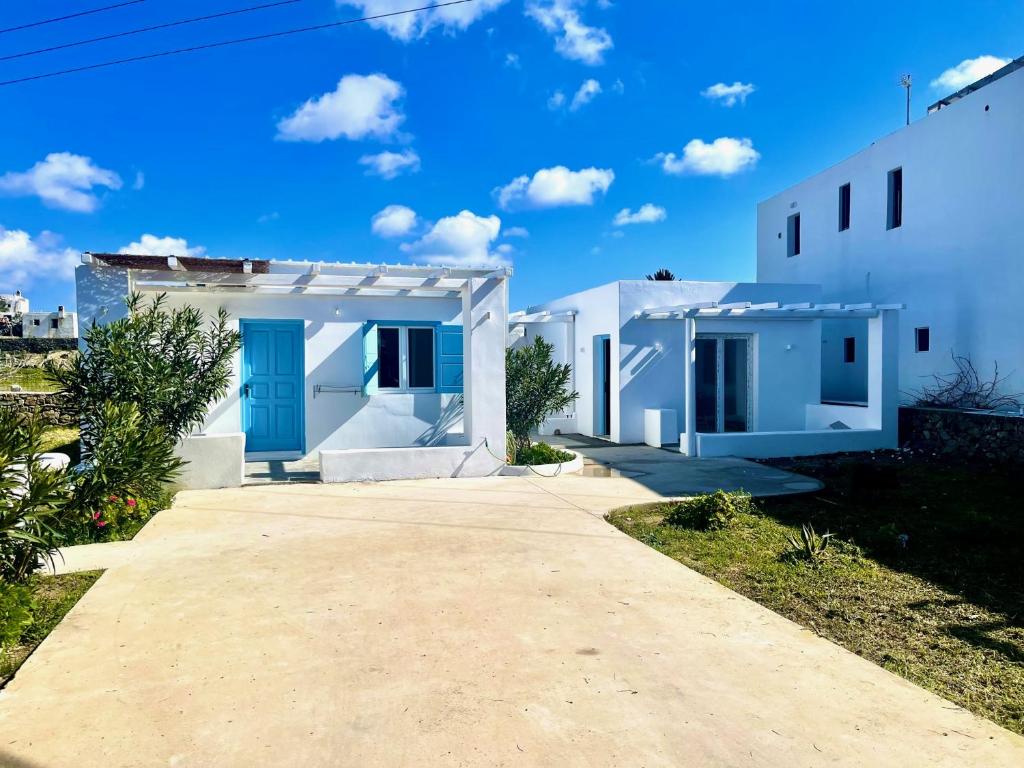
<box><xmin>0</xmin><ymin>290</ymin><xmax>29</xmax><ymax>318</ymax></box>
<box><xmin>757</xmin><ymin>55</ymin><xmax>1024</xmax><ymax>405</ymax></box>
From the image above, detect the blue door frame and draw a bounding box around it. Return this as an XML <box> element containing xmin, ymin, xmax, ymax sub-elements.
<box><xmin>240</xmin><ymin>319</ymin><xmax>305</xmax><ymax>454</ymax></box>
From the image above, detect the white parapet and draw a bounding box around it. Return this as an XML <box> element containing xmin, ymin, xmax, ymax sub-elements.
<box><xmin>175</xmin><ymin>433</ymin><xmax>245</xmax><ymax>490</ymax></box>
<box><xmin>644</xmin><ymin>408</ymin><xmax>678</xmax><ymax>448</ymax></box>
<box><xmin>320</xmin><ymin>444</ymin><xmax>503</xmax><ymax>483</ymax></box>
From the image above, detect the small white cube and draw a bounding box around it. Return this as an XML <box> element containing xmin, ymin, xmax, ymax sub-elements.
<box><xmin>644</xmin><ymin>408</ymin><xmax>678</xmax><ymax>448</ymax></box>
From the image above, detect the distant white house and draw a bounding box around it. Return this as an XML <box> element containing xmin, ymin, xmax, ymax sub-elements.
<box><xmin>76</xmin><ymin>253</ymin><xmax>509</xmax><ymax>487</ymax></box>
<box><xmin>22</xmin><ymin>307</ymin><xmax>78</xmax><ymax>339</ymax></box>
<box><xmin>0</xmin><ymin>291</ymin><xmax>29</xmax><ymax>317</ymax></box>
<box><xmin>757</xmin><ymin>54</ymin><xmax>1024</xmax><ymax>404</ymax></box>
<box><xmin>512</xmin><ymin>280</ymin><xmax>901</xmax><ymax>459</ymax></box>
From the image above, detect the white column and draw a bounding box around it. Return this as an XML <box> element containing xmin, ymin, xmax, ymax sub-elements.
<box><xmin>867</xmin><ymin>309</ymin><xmax>900</xmax><ymax>447</ymax></box>
<box><xmin>462</xmin><ymin>277</ymin><xmax>508</xmax><ymax>468</ymax></box>
<box><xmin>683</xmin><ymin>316</ymin><xmax>697</xmax><ymax>456</ymax></box>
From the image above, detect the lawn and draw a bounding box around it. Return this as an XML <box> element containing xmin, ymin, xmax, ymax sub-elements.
<box><xmin>606</xmin><ymin>451</ymin><xmax>1024</xmax><ymax>736</ymax></box>
<box><xmin>1</xmin><ymin>571</ymin><xmax>102</xmax><ymax>686</ymax></box>
<box><xmin>2</xmin><ymin>366</ymin><xmax>60</xmax><ymax>393</ymax></box>
<box><xmin>40</xmin><ymin>425</ymin><xmax>81</xmax><ymax>464</ymax></box>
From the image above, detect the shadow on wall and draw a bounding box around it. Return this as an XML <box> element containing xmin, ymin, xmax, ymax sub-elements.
<box><xmin>415</xmin><ymin>395</ymin><xmax>464</xmax><ymax>446</ymax></box>
<box><xmin>304</xmin><ymin>323</ymin><xmax>370</xmax><ymax>452</ymax></box>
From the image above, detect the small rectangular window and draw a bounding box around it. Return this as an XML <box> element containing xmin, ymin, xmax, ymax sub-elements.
<box><xmin>32</xmin><ymin>318</ymin><xmax>41</xmax><ymax>326</ymax></box>
<box><xmin>408</xmin><ymin>327</ymin><xmax>435</xmax><ymax>389</ymax></box>
<box><xmin>378</xmin><ymin>327</ymin><xmax>401</xmax><ymax>389</ymax></box>
<box><xmin>787</xmin><ymin>213</ymin><xmax>801</xmax><ymax>257</ymax></box>
<box><xmin>887</xmin><ymin>167</ymin><xmax>903</xmax><ymax>230</ymax></box>
<box><xmin>843</xmin><ymin>336</ymin><xmax>856</xmax><ymax>363</ymax></box>
<box><xmin>838</xmin><ymin>183</ymin><xmax>851</xmax><ymax>231</ymax></box>
<box><xmin>50</xmin><ymin>318</ymin><xmax>59</xmax><ymax>329</ymax></box>
<box><xmin>915</xmin><ymin>327</ymin><xmax>930</xmax><ymax>353</ymax></box>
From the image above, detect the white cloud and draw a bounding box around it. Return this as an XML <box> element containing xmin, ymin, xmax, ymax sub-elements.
<box><xmin>930</xmin><ymin>55</ymin><xmax>1010</xmax><ymax>91</ymax></box>
<box><xmin>502</xmin><ymin>226</ymin><xmax>529</xmax><ymax>238</ymax></box>
<box><xmin>570</xmin><ymin>78</ymin><xmax>602</xmax><ymax>111</ymax></box>
<box><xmin>400</xmin><ymin>210</ymin><xmax>505</xmax><ymax>267</ymax></box>
<box><xmin>257</xmin><ymin>211</ymin><xmax>280</xmax><ymax>224</ymax></box>
<box><xmin>371</xmin><ymin>204</ymin><xmax>418</xmax><ymax>238</ymax></box>
<box><xmin>612</xmin><ymin>77</ymin><xmax>625</xmax><ymax>94</ymax></box>
<box><xmin>132</xmin><ymin>171</ymin><xmax>146</xmax><ymax>190</ymax></box>
<box><xmin>118</xmin><ymin>234</ymin><xmax>206</xmax><ymax>257</ymax></box>
<box><xmin>0</xmin><ymin>226</ymin><xmax>78</xmax><ymax>291</ymax></box>
<box><xmin>495</xmin><ymin>165</ymin><xmax>614</xmax><ymax>210</ymax></box>
<box><xmin>337</xmin><ymin>0</ymin><xmax>509</xmax><ymax>42</ymax></box>
<box><xmin>655</xmin><ymin>137</ymin><xmax>760</xmax><ymax>177</ymax></box>
<box><xmin>0</xmin><ymin>152</ymin><xmax>122</xmax><ymax>213</ymax></box>
<box><xmin>547</xmin><ymin>90</ymin><xmax>567</xmax><ymax>110</ymax></box>
<box><xmin>613</xmin><ymin>204</ymin><xmax>666</xmax><ymax>226</ymax></box>
<box><xmin>702</xmin><ymin>81</ymin><xmax>755</xmax><ymax>107</ymax></box>
<box><xmin>505</xmin><ymin>52</ymin><xmax>521</xmax><ymax>68</ymax></box>
<box><xmin>359</xmin><ymin>148</ymin><xmax>421</xmax><ymax>180</ymax></box>
<box><xmin>526</xmin><ymin>0</ymin><xmax>613</xmax><ymax>66</ymax></box>
<box><xmin>276</xmin><ymin>73</ymin><xmax>406</xmax><ymax>143</ymax></box>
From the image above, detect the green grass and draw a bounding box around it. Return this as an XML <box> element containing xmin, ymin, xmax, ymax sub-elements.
<box><xmin>0</xmin><ymin>570</ymin><xmax>102</xmax><ymax>685</ymax></box>
<box><xmin>40</xmin><ymin>426</ymin><xmax>80</xmax><ymax>465</ymax></box>
<box><xmin>1</xmin><ymin>366</ymin><xmax>59</xmax><ymax>393</ymax></box>
<box><xmin>606</xmin><ymin>453</ymin><xmax>1024</xmax><ymax>736</ymax></box>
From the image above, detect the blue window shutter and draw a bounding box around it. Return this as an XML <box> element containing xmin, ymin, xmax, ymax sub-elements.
<box><xmin>437</xmin><ymin>325</ymin><xmax>464</xmax><ymax>394</ymax></box>
<box><xmin>362</xmin><ymin>321</ymin><xmax>379</xmax><ymax>396</ymax></box>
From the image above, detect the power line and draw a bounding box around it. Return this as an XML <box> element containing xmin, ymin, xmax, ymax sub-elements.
<box><xmin>0</xmin><ymin>0</ymin><xmax>474</xmax><ymax>87</ymax></box>
<box><xmin>0</xmin><ymin>0</ymin><xmax>147</xmax><ymax>35</ymax></box>
<box><xmin>1</xmin><ymin>0</ymin><xmax>304</xmax><ymax>62</ymax></box>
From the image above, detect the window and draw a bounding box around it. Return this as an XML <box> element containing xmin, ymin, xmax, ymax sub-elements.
<box><xmin>50</xmin><ymin>318</ymin><xmax>59</xmax><ymax>330</ymax></box>
<box><xmin>787</xmin><ymin>213</ymin><xmax>801</xmax><ymax>257</ymax></box>
<box><xmin>843</xmin><ymin>336</ymin><xmax>856</xmax><ymax>364</ymax></box>
<box><xmin>32</xmin><ymin>318</ymin><xmax>41</xmax><ymax>326</ymax></box>
<box><xmin>887</xmin><ymin>167</ymin><xmax>903</xmax><ymax>229</ymax></box>
<box><xmin>377</xmin><ymin>326</ymin><xmax>435</xmax><ymax>391</ymax></box>
<box><xmin>915</xmin><ymin>327</ymin><xmax>930</xmax><ymax>353</ymax></box>
<box><xmin>838</xmin><ymin>183</ymin><xmax>851</xmax><ymax>231</ymax></box>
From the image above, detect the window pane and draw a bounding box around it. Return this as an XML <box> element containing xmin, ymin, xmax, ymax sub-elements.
<box><xmin>408</xmin><ymin>327</ymin><xmax>435</xmax><ymax>389</ymax></box>
<box><xmin>378</xmin><ymin>327</ymin><xmax>400</xmax><ymax>388</ymax></box>
<box><xmin>844</xmin><ymin>337</ymin><xmax>856</xmax><ymax>364</ymax></box>
<box><xmin>694</xmin><ymin>339</ymin><xmax>718</xmax><ymax>432</ymax></box>
<box><xmin>723</xmin><ymin>339</ymin><xmax>749</xmax><ymax>433</ymax></box>
<box><xmin>915</xmin><ymin>327</ymin><xmax>930</xmax><ymax>353</ymax></box>
<box><xmin>839</xmin><ymin>183</ymin><xmax>851</xmax><ymax>231</ymax></box>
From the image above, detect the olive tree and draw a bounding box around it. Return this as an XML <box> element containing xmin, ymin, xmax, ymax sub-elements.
<box><xmin>505</xmin><ymin>336</ymin><xmax>578</xmax><ymax>451</ymax></box>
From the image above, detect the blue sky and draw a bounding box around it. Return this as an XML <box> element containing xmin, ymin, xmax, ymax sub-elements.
<box><xmin>1</xmin><ymin>0</ymin><xmax>1022</xmax><ymax>313</ymax></box>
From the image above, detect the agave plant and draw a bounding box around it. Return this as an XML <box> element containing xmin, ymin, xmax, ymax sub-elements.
<box><xmin>785</xmin><ymin>523</ymin><xmax>834</xmax><ymax>563</ymax></box>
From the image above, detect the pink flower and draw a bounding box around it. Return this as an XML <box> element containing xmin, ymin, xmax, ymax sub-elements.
<box><xmin>92</xmin><ymin>511</ymin><xmax>101</xmax><ymax>520</ymax></box>
<box><xmin>108</xmin><ymin>495</ymin><xmax>119</xmax><ymax>502</ymax></box>
<box><xmin>126</xmin><ymin>499</ymin><xmax>137</xmax><ymax>508</ymax></box>
<box><xmin>96</xmin><ymin>520</ymin><xmax>107</xmax><ymax>528</ymax></box>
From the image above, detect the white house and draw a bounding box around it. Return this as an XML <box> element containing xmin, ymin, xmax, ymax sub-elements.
<box><xmin>0</xmin><ymin>291</ymin><xmax>29</xmax><ymax>317</ymax></box>
<box><xmin>512</xmin><ymin>280</ymin><xmax>901</xmax><ymax>459</ymax></box>
<box><xmin>757</xmin><ymin>54</ymin><xmax>1024</xmax><ymax>405</ymax></box>
<box><xmin>22</xmin><ymin>307</ymin><xmax>78</xmax><ymax>339</ymax></box>
<box><xmin>76</xmin><ymin>253</ymin><xmax>509</xmax><ymax>487</ymax></box>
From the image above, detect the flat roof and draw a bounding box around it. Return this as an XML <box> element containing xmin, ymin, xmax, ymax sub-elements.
<box><xmin>928</xmin><ymin>54</ymin><xmax>1024</xmax><ymax>112</ymax></box>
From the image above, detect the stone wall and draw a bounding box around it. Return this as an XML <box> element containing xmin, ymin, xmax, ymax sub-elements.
<box><xmin>0</xmin><ymin>337</ymin><xmax>77</xmax><ymax>353</ymax></box>
<box><xmin>0</xmin><ymin>392</ymin><xmax>77</xmax><ymax>427</ymax></box>
<box><xmin>899</xmin><ymin>406</ymin><xmax>1024</xmax><ymax>463</ymax></box>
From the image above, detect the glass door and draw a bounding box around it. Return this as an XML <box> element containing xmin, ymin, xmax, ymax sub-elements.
<box><xmin>693</xmin><ymin>335</ymin><xmax>752</xmax><ymax>433</ymax></box>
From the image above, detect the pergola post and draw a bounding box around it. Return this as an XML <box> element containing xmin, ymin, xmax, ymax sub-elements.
<box><xmin>683</xmin><ymin>316</ymin><xmax>697</xmax><ymax>456</ymax></box>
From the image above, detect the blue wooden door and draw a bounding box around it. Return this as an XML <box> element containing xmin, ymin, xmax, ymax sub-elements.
<box><xmin>241</xmin><ymin>320</ymin><xmax>304</xmax><ymax>453</ymax></box>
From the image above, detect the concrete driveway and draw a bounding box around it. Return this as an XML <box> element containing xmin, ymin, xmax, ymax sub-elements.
<box><xmin>2</xmin><ymin>474</ymin><xmax>1022</xmax><ymax>767</ymax></box>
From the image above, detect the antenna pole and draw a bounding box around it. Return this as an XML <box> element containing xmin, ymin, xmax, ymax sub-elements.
<box><xmin>900</xmin><ymin>74</ymin><xmax>912</xmax><ymax>125</ymax></box>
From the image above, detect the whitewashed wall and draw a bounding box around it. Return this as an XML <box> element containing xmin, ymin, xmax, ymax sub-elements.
<box><xmin>146</xmin><ymin>289</ymin><xmax>466</xmax><ymax>454</ymax></box>
<box><xmin>523</xmin><ymin>280</ymin><xmax>826</xmax><ymax>444</ymax></box>
<box><xmin>757</xmin><ymin>64</ymin><xmax>1024</xmax><ymax>402</ymax></box>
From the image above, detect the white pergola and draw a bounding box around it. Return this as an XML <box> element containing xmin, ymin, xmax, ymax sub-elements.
<box><xmin>635</xmin><ymin>299</ymin><xmax>904</xmax><ymax>457</ymax></box>
<box><xmin>82</xmin><ymin>254</ymin><xmax>511</xmax><ymax>300</ymax></box>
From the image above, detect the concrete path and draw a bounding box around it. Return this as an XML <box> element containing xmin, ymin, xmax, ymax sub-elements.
<box><xmin>548</xmin><ymin>433</ymin><xmax>824</xmax><ymax>496</ymax></box>
<box><xmin>2</xmin><ymin>475</ymin><xmax>1022</xmax><ymax>767</ymax></box>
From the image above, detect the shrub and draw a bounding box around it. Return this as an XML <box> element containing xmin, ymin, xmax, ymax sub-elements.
<box><xmin>45</xmin><ymin>292</ymin><xmax>241</xmax><ymax>449</ymax></box>
<box><xmin>0</xmin><ymin>409</ymin><xmax>69</xmax><ymax>583</ymax></box>
<box><xmin>506</xmin><ymin>336</ymin><xmax>578</xmax><ymax>452</ymax></box>
<box><xmin>0</xmin><ymin>583</ymin><xmax>33</xmax><ymax>648</ymax></box>
<box><xmin>663</xmin><ymin>490</ymin><xmax>756</xmax><ymax>531</ymax></box>
<box><xmin>513</xmin><ymin>442</ymin><xmax>575</xmax><ymax>467</ymax></box>
<box><xmin>63</xmin><ymin>401</ymin><xmax>183</xmax><ymax>543</ymax></box>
